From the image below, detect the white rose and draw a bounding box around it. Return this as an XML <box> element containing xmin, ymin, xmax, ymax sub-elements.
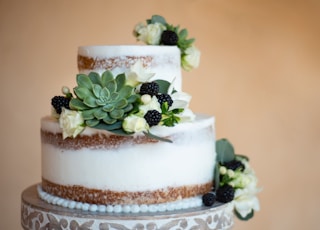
<box><xmin>136</xmin><ymin>23</ymin><xmax>166</xmax><ymax>45</ymax></box>
<box><xmin>59</xmin><ymin>108</ymin><xmax>85</xmax><ymax>139</ymax></box>
<box><xmin>181</xmin><ymin>46</ymin><xmax>201</xmax><ymax>71</ymax></box>
<box><xmin>125</xmin><ymin>60</ymin><xmax>155</xmax><ymax>87</ymax></box>
<box><xmin>123</xmin><ymin>115</ymin><xmax>149</xmax><ymax>133</ymax></box>
<box><xmin>170</xmin><ymin>91</ymin><xmax>192</xmax><ymax>110</ymax></box>
<box><xmin>234</xmin><ymin>190</ymin><xmax>260</xmax><ymax>218</ymax></box>
<box><xmin>176</xmin><ymin>108</ymin><xmax>195</xmax><ymax>122</ymax></box>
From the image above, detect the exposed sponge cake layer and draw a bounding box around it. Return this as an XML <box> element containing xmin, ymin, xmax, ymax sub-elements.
<box><xmin>41</xmin><ymin>115</ymin><xmax>216</xmax><ymax>205</ymax></box>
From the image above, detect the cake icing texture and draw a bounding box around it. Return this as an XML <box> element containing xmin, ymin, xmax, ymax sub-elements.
<box><xmin>39</xmin><ymin>15</ymin><xmax>260</xmax><ymax>221</ymax></box>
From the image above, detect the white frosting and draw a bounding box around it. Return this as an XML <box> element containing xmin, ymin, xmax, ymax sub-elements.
<box><xmin>78</xmin><ymin>45</ymin><xmax>182</xmax><ymax>91</ymax></box>
<box><xmin>41</xmin><ymin>115</ymin><xmax>216</xmax><ymax>191</ymax></box>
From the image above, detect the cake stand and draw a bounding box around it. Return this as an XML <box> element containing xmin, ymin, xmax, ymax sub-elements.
<box><xmin>21</xmin><ymin>185</ymin><xmax>234</xmax><ymax>230</ymax></box>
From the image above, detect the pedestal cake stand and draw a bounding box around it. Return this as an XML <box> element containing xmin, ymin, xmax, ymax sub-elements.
<box><xmin>21</xmin><ymin>185</ymin><xmax>234</xmax><ymax>230</ymax></box>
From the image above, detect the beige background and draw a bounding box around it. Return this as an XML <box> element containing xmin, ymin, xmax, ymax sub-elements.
<box><xmin>1</xmin><ymin>0</ymin><xmax>320</xmax><ymax>229</ymax></box>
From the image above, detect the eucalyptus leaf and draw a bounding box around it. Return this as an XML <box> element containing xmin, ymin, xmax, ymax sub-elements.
<box><xmin>143</xmin><ymin>131</ymin><xmax>173</xmax><ymax>143</ymax></box>
<box><xmin>154</xmin><ymin>80</ymin><xmax>171</xmax><ymax>94</ymax></box>
<box><xmin>149</xmin><ymin>15</ymin><xmax>166</xmax><ymax>25</ymax></box>
<box><xmin>214</xmin><ymin>162</ymin><xmax>220</xmax><ymax>191</ymax></box>
<box><xmin>216</xmin><ymin>139</ymin><xmax>235</xmax><ymax>163</ymax></box>
<box><xmin>234</xmin><ymin>209</ymin><xmax>254</xmax><ymax>221</ymax></box>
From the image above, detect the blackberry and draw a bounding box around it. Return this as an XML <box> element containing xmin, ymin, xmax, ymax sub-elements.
<box><xmin>139</xmin><ymin>82</ymin><xmax>159</xmax><ymax>96</ymax></box>
<box><xmin>51</xmin><ymin>96</ymin><xmax>70</xmax><ymax>114</ymax></box>
<box><xmin>222</xmin><ymin>160</ymin><xmax>245</xmax><ymax>172</ymax></box>
<box><xmin>156</xmin><ymin>94</ymin><xmax>173</xmax><ymax>107</ymax></box>
<box><xmin>160</xmin><ymin>30</ymin><xmax>179</xmax><ymax>46</ymax></box>
<box><xmin>202</xmin><ymin>192</ymin><xmax>216</xmax><ymax>206</ymax></box>
<box><xmin>144</xmin><ymin>110</ymin><xmax>162</xmax><ymax>126</ymax></box>
<box><xmin>216</xmin><ymin>185</ymin><xmax>235</xmax><ymax>203</ymax></box>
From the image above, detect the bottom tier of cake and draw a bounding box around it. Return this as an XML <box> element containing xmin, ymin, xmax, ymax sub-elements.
<box><xmin>21</xmin><ymin>185</ymin><xmax>234</xmax><ymax>230</ymax></box>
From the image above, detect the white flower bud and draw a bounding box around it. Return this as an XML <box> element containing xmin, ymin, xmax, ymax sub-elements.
<box><xmin>141</xmin><ymin>94</ymin><xmax>152</xmax><ymax>104</ymax></box>
<box><xmin>219</xmin><ymin>166</ymin><xmax>227</xmax><ymax>175</ymax></box>
<box><xmin>61</xmin><ymin>86</ymin><xmax>70</xmax><ymax>95</ymax></box>
<box><xmin>227</xmin><ymin>169</ymin><xmax>235</xmax><ymax>178</ymax></box>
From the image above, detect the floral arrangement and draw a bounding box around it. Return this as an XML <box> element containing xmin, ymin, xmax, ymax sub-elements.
<box><xmin>202</xmin><ymin>139</ymin><xmax>261</xmax><ymax>221</ymax></box>
<box><xmin>51</xmin><ymin>61</ymin><xmax>194</xmax><ymax>141</ymax></box>
<box><xmin>134</xmin><ymin>15</ymin><xmax>200</xmax><ymax>71</ymax></box>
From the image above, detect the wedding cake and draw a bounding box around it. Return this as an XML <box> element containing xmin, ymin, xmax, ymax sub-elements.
<box><xmin>21</xmin><ymin>15</ymin><xmax>260</xmax><ymax>230</ymax></box>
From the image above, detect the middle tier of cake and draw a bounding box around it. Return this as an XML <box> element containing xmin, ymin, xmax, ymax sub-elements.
<box><xmin>41</xmin><ymin>114</ymin><xmax>216</xmax><ymax>205</ymax></box>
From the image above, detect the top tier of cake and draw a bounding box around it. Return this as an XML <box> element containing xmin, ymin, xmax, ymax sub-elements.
<box><xmin>78</xmin><ymin>45</ymin><xmax>182</xmax><ymax>91</ymax></box>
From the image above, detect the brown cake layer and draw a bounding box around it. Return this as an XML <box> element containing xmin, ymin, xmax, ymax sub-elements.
<box><xmin>41</xmin><ymin>130</ymin><xmax>160</xmax><ymax>150</ymax></box>
<box><xmin>42</xmin><ymin>179</ymin><xmax>213</xmax><ymax>205</ymax></box>
<box><xmin>78</xmin><ymin>55</ymin><xmax>153</xmax><ymax>72</ymax></box>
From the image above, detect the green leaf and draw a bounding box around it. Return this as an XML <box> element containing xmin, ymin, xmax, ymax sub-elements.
<box><xmin>94</xmin><ymin>121</ymin><xmax>123</xmax><ymax>131</ymax></box>
<box><xmin>69</xmin><ymin>98</ymin><xmax>90</xmax><ymax>110</ymax></box>
<box><xmin>118</xmin><ymin>85</ymin><xmax>133</xmax><ymax>99</ymax></box>
<box><xmin>86</xmin><ymin>119</ymin><xmax>99</xmax><ymax>127</ymax></box>
<box><xmin>115</xmin><ymin>73</ymin><xmax>126</xmax><ymax>90</ymax></box>
<box><xmin>154</xmin><ymin>80</ymin><xmax>171</xmax><ymax>94</ymax></box>
<box><xmin>101</xmin><ymin>71</ymin><xmax>114</xmax><ymax>87</ymax></box>
<box><xmin>110</xmin><ymin>109</ymin><xmax>124</xmax><ymax>119</ymax></box>
<box><xmin>74</xmin><ymin>86</ymin><xmax>94</xmax><ymax>100</ymax></box>
<box><xmin>102</xmin><ymin>115</ymin><xmax>117</xmax><ymax>125</ymax></box>
<box><xmin>122</xmin><ymin>104</ymin><xmax>133</xmax><ymax>113</ymax></box>
<box><xmin>76</xmin><ymin>74</ymin><xmax>93</xmax><ymax>90</ymax></box>
<box><xmin>214</xmin><ymin>162</ymin><xmax>220</xmax><ymax>190</ymax></box>
<box><xmin>216</xmin><ymin>139</ymin><xmax>235</xmax><ymax>163</ymax></box>
<box><xmin>148</xmin><ymin>15</ymin><xmax>166</xmax><ymax>25</ymax></box>
<box><xmin>102</xmin><ymin>104</ymin><xmax>114</xmax><ymax>112</ymax></box>
<box><xmin>99</xmin><ymin>87</ymin><xmax>110</xmax><ymax>100</ymax></box>
<box><xmin>81</xmin><ymin>109</ymin><xmax>95</xmax><ymax>120</ymax></box>
<box><xmin>93</xmin><ymin>108</ymin><xmax>108</xmax><ymax>120</ymax></box>
<box><xmin>92</xmin><ymin>84</ymin><xmax>102</xmax><ymax>98</ymax></box>
<box><xmin>234</xmin><ymin>209</ymin><xmax>254</xmax><ymax>221</ymax></box>
<box><xmin>106</xmin><ymin>80</ymin><xmax>117</xmax><ymax>93</ymax></box>
<box><xmin>143</xmin><ymin>131</ymin><xmax>173</xmax><ymax>143</ymax></box>
<box><xmin>114</xmin><ymin>98</ymin><xmax>128</xmax><ymax>109</ymax></box>
<box><xmin>88</xmin><ymin>72</ymin><xmax>101</xmax><ymax>85</ymax></box>
<box><xmin>127</xmin><ymin>94</ymin><xmax>139</xmax><ymax>104</ymax></box>
<box><xmin>83</xmin><ymin>96</ymin><xmax>97</xmax><ymax>108</ymax></box>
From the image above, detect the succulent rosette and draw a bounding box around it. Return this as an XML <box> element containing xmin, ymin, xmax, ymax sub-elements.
<box><xmin>50</xmin><ymin>63</ymin><xmax>194</xmax><ymax>141</ymax></box>
<box><xmin>134</xmin><ymin>15</ymin><xmax>201</xmax><ymax>71</ymax></box>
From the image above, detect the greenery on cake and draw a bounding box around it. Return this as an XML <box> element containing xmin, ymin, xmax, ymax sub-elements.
<box><xmin>202</xmin><ymin>139</ymin><xmax>261</xmax><ymax>221</ymax></box>
<box><xmin>51</xmin><ymin>61</ymin><xmax>194</xmax><ymax>141</ymax></box>
<box><xmin>134</xmin><ymin>15</ymin><xmax>200</xmax><ymax>71</ymax></box>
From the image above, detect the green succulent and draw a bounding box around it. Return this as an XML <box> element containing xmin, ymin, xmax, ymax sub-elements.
<box><xmin>69</xmin><ymin>71</ymin><xmax>140</xmax><ymax>132</ymax></box>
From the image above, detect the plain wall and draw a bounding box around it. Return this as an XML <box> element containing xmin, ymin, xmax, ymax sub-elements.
<box><xmin>1</xmin><ymin>0</ymin><xmax>320</xmax><ymax>229</ymax></box>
